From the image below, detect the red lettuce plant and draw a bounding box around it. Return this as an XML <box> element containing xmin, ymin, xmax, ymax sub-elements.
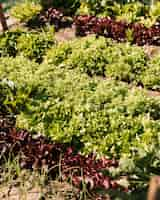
<box><xmin>0</xmin><ymin>127</ymin><xmax>125</xmax><ymax>192</ymax></box>
<box><xmin>74</xmin><ymin>15</ymin><xmax>160</xmax><ymax>46</ymax></box>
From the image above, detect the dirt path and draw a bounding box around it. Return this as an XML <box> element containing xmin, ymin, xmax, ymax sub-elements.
<box><xmin>0</xmin><ymin>14</ymin><xmax>18</xmax><ymax>31</ymax></box>
<box><xmin>55</xmin><ymin>26</ymin><xmax>76</xmax><ymax>42</ymax></box>
<box><xmin>0</xmin><ymin>181</ymin><xmax>78</xmax><ymax>200</ymax></box>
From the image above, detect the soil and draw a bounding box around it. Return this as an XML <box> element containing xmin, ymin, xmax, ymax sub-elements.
<box><xmin>55</xmin><ymin>26</ymin><xmax>76</xmax><ymax>42</ymax></box>
<box><xmin>0</xmin><ymin>181</ymin><xmax>78</xmax><ymax>200</ymax></box>
<box><xmin>0</xmin><ymin>14</ymin><xmax>18</xmax><ymax>31</ymax></box>
<box><xmin>0</xmin><ymin>186</ymin><xmax>41</xmax><ymax>200</ymax></box>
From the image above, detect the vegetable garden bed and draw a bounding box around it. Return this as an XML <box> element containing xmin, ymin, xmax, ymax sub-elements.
<box><xmin>1</xmin><ymin>1</ymin><xmax>160</xmax><ymax>199</ymax></box>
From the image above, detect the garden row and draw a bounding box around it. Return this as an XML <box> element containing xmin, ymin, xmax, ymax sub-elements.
<box><xmin>45</xmin><ymin>35</ymin><xmax>160</xmax><ymax>91</ymax></box>
<box><xmin>0</xmin><ymin>55</ymin><xmax>159</xmax><ymax>198</ymax></box>
<box><xmin>0</xmin><ymin>35</ymin><xmax>157</xmax><ymax>198</ymax></box>
<box><xmin>0</xmin><ymin>1</ymin><xmax>160</xmax><ymax>198</ymax></box>
<box><xmin>11</xmin><ymin>1</ymin><xmax>160</xmax><ymax>45</ymax></box>
<box><xmin>1</xmin><ymin>31</ymin><xmax>160</xmax><ymax>90</ymax></box>
<box><xmin>0</xmin><ymin>127</ymin><xmax>122</xmax><ymax>194</ymax></box>
<box><xmin>1</xmin><ymin>53</ymin><xmax>160</xmax><ymax>173</ymax></box>
<box><xmin>74</xmin><ymin>15</ymin><xmax>160</xmax><ymax>46</ymax></box>
<box><xmin>12</xmin><ymin>1</ymin><xmax>160</xmax><ymax>24</ymax></box>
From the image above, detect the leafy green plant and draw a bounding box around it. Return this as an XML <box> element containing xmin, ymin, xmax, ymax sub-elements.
<box><xmin>46</xmin><ymin>35</ymin><xmax>148</xmax><ymax>80</ymax></box>
<box><xmin>149</xmin><ymin>1</ymin><xmax>160</xmax><ymax>21</ymax></box>
<box><xmin>125</xmin><ymin>28</ymin><xmax>134</xmax><ymax>43</ymax></box>
<box><xmin>0</xmin><ymin>79</ymin><xmax>17</xmax><ymax>115</ymax></box>
<box><xmin>117</xmin><ymin>2</ymin><xmax>149</xmax><ymax>23</ymax></box>
<box><xmin>9</xmin><ymin>61</ymin><xmax>159</xmax><ymax>158</ymax></box>
<box><xmin>0</xmin><ymin>56</ymin><xmax>38</xmax><ymax>83</ymax></box>
<box><xmin>45</xmin><ymin>41</ymin><xmax>73</xmax><ymax>65</ymax></box>
<box><xmin>46</xmin><ymin>35</ymin><xmax>111</xmax><ymax>75</ymax></box>
<box><xmin>141</xmin><ymin>55</ymin><xmax>160</xmax><ymax>90</ymax></box>
<box><xmin>78</xmin><ymin>0</ymin><xmax>121</xmax><ymax>16</ymax></box>
<box><xmin>11</xmin><ymin>1</ymin><xmax>42</xmax><ymax>23</ymax></box>
<box><xmin>105</xmin><ymin>43</ymin><xmax>147</xmax><ymax>83</ymax></box>
<box><xmin>0</xmin><ymin>56</ymin><xmax>39</xmax><ymax>116</ymax></box>
<box><xmin>1</xmin><ymin>52</ymin><xmax>160</xmax><ymax>195</ymax></box>
<box><xmin>66</xmin><ymin>46</ymin><xmax>107</xmax><ymax>76</ymax></box>
<box><xmin>0</xmin><ymin>32</ymin><xmax>160</xmax><ymax>170</ymax></box>
<box><xmin>17</xmin><ymin>27</ymin><xmax>55</xmax><ymax>62</ymax></box>
<box><xmin>0</xmin><ymin>29</ymin><xmax>23</xmax><ymax>57</ymax></box>
<box><xmin>0</xmin><ymin>28</ymin><xmax>55</xmax><ymax>62</ymax></box>
<box><xmin>77</xmin><ymin>0</ymin><xmax>151</xmax><ymax>20</ymax></box>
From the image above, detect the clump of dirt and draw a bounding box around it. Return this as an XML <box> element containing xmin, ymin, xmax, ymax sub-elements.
<box><xmin>144</xmin><ymin>45</ymin><xmax>160</xmax><ymax>59</ymax></box>
<box><xmin>55</xmin><ymin>27</ymin><xmax>76</xmax><ymax>42</ymax></box>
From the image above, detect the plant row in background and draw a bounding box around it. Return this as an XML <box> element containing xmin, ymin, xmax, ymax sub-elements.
<box><xmin>45</xmin><ymin>35</ymin><xmax>160</xmax><ymax>91</ymax></box>
<box><xmin>77</xmin><ymin>0</ymin><xmax>160</xmax><ymax>27</ymax></box>
<box><xmin>74</xmin><ymin>15</ymin><xmax>160</xmax><ymax>46</ymax></box>
<box><xmin>11</xmin><ymin>1</ymin><xmax>160</xmax><ymax>24</ymax></box>
<box><xmin>10</xmin><ymin>1</ymin><xmax>160</xmax><ymax>46</ymax></box>
<box><xmin>0</xmin><ymin>33</ymin><xmax>160</xmax><ymax>90</ymax></box>
<box><xmin>0</xmin><ymin>31</ymin><xmax>160</xmax><ymax>89</ymax></box>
